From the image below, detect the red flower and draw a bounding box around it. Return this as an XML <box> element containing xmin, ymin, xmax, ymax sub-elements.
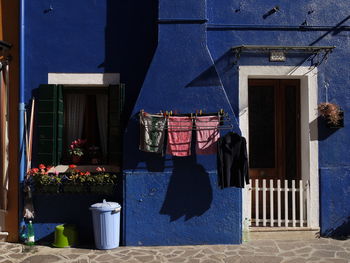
<box><xmin>38</xmin><ymin>164</ymin><xmax>46</xmax><ymax>169</ymax></box>
<box><xmin>85</xmin><ymin>171</ymin><xmax>91</xmax><ymax>176</ymax></box>
<box><xmin>96</xmin><ymin>167</ymin><xmax>105</xmax><ymax>172</ymax></box>
<box><xmin>69</xmin><ymin>164</ymin><xmax>77</xmax><ymax>169</ymax></box>
<box><xmin>31</xmin><ymin>168</ymin><xmax>39</xmax><ymax>173</ymax></box>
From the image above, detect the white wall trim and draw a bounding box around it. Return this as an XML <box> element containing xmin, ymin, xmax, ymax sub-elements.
<box><xmin>239</xmin><ymin>66</ymin><xmax>319</xmax><ymax>229</ymax></box>
<box><xmin>48</xmin><ymin>73</ymin><xmax>120</xmax><ymax>86</ymax></box>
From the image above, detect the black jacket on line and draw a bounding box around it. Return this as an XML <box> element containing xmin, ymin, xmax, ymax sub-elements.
<box><xmin>217</xmin><ymin>132</ymin><xmax>249</xmax><ymax>189</ymax></box>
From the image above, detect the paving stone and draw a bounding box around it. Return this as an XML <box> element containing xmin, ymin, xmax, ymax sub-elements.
<box><xmin>278</xmin><ymin>251</ymin><xmax>296</xmax><ymax>257</ymax></box>
<box><xmin>134</xmin><ymin>255</ymin><xmax>154</xmax><ymax>262</ymax></box>
<box><xmin>321</xmin><ymin>259</ymin><xmax>349</xmax><ymax>263</ymax></box>
<box><xmin>87</xmin><ymin>254</ymin><xmax>98</xmax><ymax>259</ymax></box>
<box><xmin>335</xmin><ymin>251</ymin><xmax>350</xmax><ymax>259</ymax></box>
<box><xmin>247</xmin><ymin>240</ymin><xmax>276</xmax><ymax>247</ymax></box>
<box><xmin>201</xmin><ymin>259</ymin><xmax>222</xmax><ymax>263</ymax></box>
<box><xmin>310</xmin><ymin>249</ymin><xmax>335</xmax><ymax>258</ymax></box>
<box><xmin>224</xmin><ymin>246</ymin><xmax>241</xmax><ymax>251</ymax></box>
<box><xmin>293</xmin><ymin>247</ymin><xmax>313</xmax><ymax>254</ymax></box>
<box><xmin>8</xmin><ymin>253</ymin><xmax>27</xmax><ymax>259</ymax></box>
<box><xmin>94</xmin><ymin>254</ymin><xmax>120</xmax><ymax>261</ymax></box>
<box><xmin>240</xmin><ymin>255</ymin><xmax>283</xmax><ymax>263</ymax></box>
<box><xmin>21</xmin><ymin>254</ymin><xmax>64</xmax><ymax>263</ymax></box>
<box><xmin>224</xmin><ymin>256</ymin><xmax>241</xmax><ymax>263</ymax></box>
<box><xmin>72</xmin><ymin>258</ymin><xmax>89</xmax><ymax>263</ymax></box>
<box><xmin>193</xmin><ymin>252</ymin><xmax>206</xmax><ymax>258</ymax></box>
<box><xmin>238</xmin><ymin>250</ymin><xmax>253</xmax><ymax>256</ymax></box>
<box><xmin>305</xmin><ymin>257</ymin><xmax>323</xmax><ymax>262</ymax></box>
<box><xmin>254</xmin><ymin>246</ymin><xmax>280</xmax><ymax>254</ymax></box>
<box><xmin>1</xmin><ymin>238</ymin><xmax>350</xmax><ymax>263</ymax></box>
<box><xmin>181</xmin><ymin>249</ymin><xmax>202</xmax><ymax>257</ymax></box>
<box><xmin>209</xmin><ymin>253</ymin><xmax>226</xmax><ymax>261</ymax></box>
<box><xmin>169</xmin><ymin>257</ymin><xmax>192</xmax><ymax>262</ymax></box>
<box><xmin>281</xmin><ymin>258</ymin><xmax>307</xmax><ymax>263</ymax></box>
<box><xmin>65</xmin><ymin>254</ymin><xmax>82</xmax><ymax>259</ymax></box>
<box><xmin>277</xmin><ymin>242</ymin><xmax>306</xmax><ymax>251</ymax></box>
<box><xmin>314</xmin><ymin>244</ymin><xmax>345</xmax><ymax>251</ymax></box>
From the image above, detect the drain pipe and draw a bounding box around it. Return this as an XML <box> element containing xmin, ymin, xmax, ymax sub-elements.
<box><xmin>19</xmin><ymin>0</ymin><xmax>26</xmax><ymax>237</ymax></box>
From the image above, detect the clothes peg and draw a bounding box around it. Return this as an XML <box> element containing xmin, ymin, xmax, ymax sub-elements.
<box><xmin>200</xmin><ymin>110</ymin><xmax>202</xmax><ymax>115</ymax></box>
<box><xmin>170</xmin><ymin>110</ymin><xmax>173</xmax><ymax>116</ymax></box>
<box><xmin>220</xmin><ymin>109</ymin><xmax>224</xmax><ymax>115</ymax></box>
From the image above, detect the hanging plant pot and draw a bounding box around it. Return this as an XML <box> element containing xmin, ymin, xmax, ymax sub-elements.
<box><xmin>317</xmin><ymin>102</ymin><xmax>344</xmax><ymax>128</ymax></box>
<box><xmin>325</xmin><ymin>111</ymin><xmax>344</xmax><ymax>128</ymax></box>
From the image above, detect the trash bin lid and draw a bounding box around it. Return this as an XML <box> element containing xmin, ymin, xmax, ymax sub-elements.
<box><xmin>90</xmin><ymin>199</ymin><xmax>121</xmax><ymax>211</ymax></box>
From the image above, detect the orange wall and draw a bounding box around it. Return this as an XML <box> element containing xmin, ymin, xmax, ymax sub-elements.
<box><xmin>1</xmin><ymin>0</ymin><xmax>19</xmax><ymax>242</ymax></box>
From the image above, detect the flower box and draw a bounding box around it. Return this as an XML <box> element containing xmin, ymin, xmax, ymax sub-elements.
<box><xmin>27</xmin><ymin>164</ymin><xmax>118</xmax><ymax>195</ymax></box>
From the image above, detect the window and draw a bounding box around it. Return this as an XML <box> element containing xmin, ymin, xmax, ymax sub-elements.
<box><xmin>35</xmin><ymin>84</ymin><xmax>125</xmax><ymax>166</ymax></box>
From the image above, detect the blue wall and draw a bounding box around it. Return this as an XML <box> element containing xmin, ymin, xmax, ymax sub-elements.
<box><xmin>123</xmin><ymin>0</ymin><xmax>242</xmax><ymax>245</ymax></box>
<box><xmin>204</xmin><ymin>0</ymin><xmax>350</xmax><ymax>237</ymax></box>
<box><xmin>24</xmin><ymin>0</ymin><xmax>157</xmax><ymax>116</ymax></box>
<box><xmin>124</xmin><ymin>0</ymin><xmax>350</xmax><ymax>245</ymax></box>
<box><xmin>24</xmin><ymin>0</ymin><xmax>157</xmax><ymax>242</ymax></box>
<box><xmin>25</xmin><ymin>0</ymin><xmax>350</xmax><ymax>244</ymax></box>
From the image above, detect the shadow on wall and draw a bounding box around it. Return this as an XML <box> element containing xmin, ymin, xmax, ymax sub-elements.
<box><xmin>160</xmin><ymin>155</ymin><xmax>213</xmax><ymax>222</ymax></box>
<box><xmin>322</xmin><ymin>216</ymin><xmax>350</xmax><ymax>239</ymax></box>
<box><xmin>104</xmin><ymin>0</ymin><xmax>158</xmax><ymax>121</ymax></box>
<box><xmin>310</xmin><ymin>116</ymin><xmax>339</xmax><ymax>141</ymax></box>
<box><xmin>309</xmin><ymin>15</ymin><xmax>350</xmax><ymax>46</ymax></box>
<box><xmin>185</xmin><ymin>65</ymin><xmax>222</xmax><ymax>88</ymax></box>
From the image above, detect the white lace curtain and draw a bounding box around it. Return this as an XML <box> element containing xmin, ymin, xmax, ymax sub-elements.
<box><xmin>65</xmin><ymin>94</ymin><xmax>86</xmax><ymax>149</ymax></box>
<box><xmin>96</xmin><ymin>94</ymin><xmax>108</xmax><ymax>159</ymax></box>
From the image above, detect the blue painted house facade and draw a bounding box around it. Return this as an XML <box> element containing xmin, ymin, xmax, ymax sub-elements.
<box><xmin>20</xmin><ymin>0</ymin><xmax>350</xmax><ymax>245</ymax></box>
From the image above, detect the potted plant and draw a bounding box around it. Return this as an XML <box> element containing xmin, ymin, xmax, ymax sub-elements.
<box><xmin>28</xmin><ymin>164</ymin><xmax>61</xmax><ymax>194</ymax></box>
<box><xmin>68</xmin><ymin>139</ymin><xmax>87</xmax><ymax>164</ymax></box>
<box><xmin>63</xmin><ymin>164</ymin><xmax>90</xmax><ymax>193</ymax></box>
<box><xmin>88</xmin><ymin>167</ymin><xmax>117</xmax><ymax>195</ymax></box>
<box><xmin>317</xmin><ymin>102</ymin><xmax>344</xmax><ymax>128</ymax></box>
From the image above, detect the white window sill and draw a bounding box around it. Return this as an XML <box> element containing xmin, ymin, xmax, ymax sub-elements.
<box><xmin>48</xmin><ymin>165</ymin><xmax>121</xmax><ymax>173</ymax></box>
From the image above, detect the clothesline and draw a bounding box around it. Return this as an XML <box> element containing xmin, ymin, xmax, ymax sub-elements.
<box><xmin>140</xmin><ymin>109</ymin><xmax>226</xmax><ymax>117</ymax></box>
<box><xmin>139</xmin><ymin>110</ymin><xmax>234</xmax><ymax>130</ymax></box>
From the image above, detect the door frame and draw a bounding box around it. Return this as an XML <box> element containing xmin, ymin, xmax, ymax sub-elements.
<box><xmin>239</xmin><ymin>66</ymin><xmax>319</xmax><ymax>229</ymax></box>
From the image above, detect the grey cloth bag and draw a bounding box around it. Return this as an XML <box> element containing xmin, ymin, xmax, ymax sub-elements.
<box><xmin>139</xmin><ymin>113</ymin><xmax>166</xmax><ymax>154</ymax></box>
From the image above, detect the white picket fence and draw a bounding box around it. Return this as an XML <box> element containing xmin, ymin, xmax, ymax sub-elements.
<box><xmin>249</xmin><ymin>179</ymin><xmax>309</xmax><ymax>227</ymax></box>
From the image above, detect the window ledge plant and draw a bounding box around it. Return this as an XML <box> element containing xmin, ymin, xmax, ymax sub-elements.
<box><xmin>27</xmin><ymin>164</ymin><xmax>117</xmax><ymax>195</ymax></box>
<box><xmin>68</xmin><ymin>139</ymin><xmax>87</xmax><ymax>164</ymax></box>
<box><xmin>28</xmin><ymin>164</ymin><xmax>61</xmax><ymax>194</ymax></box>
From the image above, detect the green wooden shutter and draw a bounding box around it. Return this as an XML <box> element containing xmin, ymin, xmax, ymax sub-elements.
<box><xmin>36</xmin><ymin>84</ymin><xmax>64</xmax><ymax>165</ymax></box>
<box><xmin>108</xmin><ymin>84</ymin><xmax>125</xmax><ymax>165</ymax></box>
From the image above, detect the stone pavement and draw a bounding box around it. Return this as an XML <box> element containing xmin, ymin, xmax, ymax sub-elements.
<box><xmin>0</xmin><ymin>238</ymin><xmax>349</xmax><ymax>263</ymax></box>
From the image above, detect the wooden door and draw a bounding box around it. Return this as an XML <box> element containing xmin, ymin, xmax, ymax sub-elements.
<box><xmin>248</xmin><ymin>79</ymin><xmax>301</xmax><ymax>221</ymax></box>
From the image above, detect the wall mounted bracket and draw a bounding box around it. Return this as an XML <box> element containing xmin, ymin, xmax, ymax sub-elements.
<box><xmin>231</xmin><ymin>45</ymin><xmax>335</xmax><ymax>65</ymax></box>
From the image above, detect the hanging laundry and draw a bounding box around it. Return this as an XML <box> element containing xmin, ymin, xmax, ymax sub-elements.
<box><xmin>217</xmin><ymin>132</ymin><xmax>249</xmax><ymax>189</ymax></box>
<box><xmin>167</xmin><ymin>116</ymin><xmax>193</xmax><ymax>157</ymax></box>
<box><xmin>139</xmin><ymin>112</ymin><xmax>167</xmax><ymax>154</ymax></box>
<box><xmin>195</xmin><ymin>116</ymin><xmax>220</xmax><ymax>155</ymax></box>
